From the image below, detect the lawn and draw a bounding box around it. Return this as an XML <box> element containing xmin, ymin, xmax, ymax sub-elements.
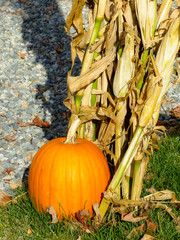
<box><xmin>0</xmin><ymin>129</ymin><xmax>180</xmax><ymax>240</ymax></box>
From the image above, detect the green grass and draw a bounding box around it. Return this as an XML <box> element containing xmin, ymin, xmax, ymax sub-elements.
<box><xmin>0</xmin><ymin>131</ymin><xmax>180</xmax><ymax>240</ymax></box>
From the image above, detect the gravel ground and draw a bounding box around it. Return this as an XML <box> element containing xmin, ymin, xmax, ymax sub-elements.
<box><xmin>0</xmin><ymin>0</ymin><xmax>179</xmax><ymax>196</ymax></box>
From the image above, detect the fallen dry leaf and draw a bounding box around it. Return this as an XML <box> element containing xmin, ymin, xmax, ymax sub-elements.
<box><xmin>175</xmin><ymin>217</ymin><xmax>180</xmax><ymax>233</ymax></box>
<box><xmin>75</xmin><ymin>209</ymin><xmax>92</xmax><ymax>233</ymax></box>
<box><xmin>140</xmin><ymin>234</ymin><xmax>157</xmax><ymax>240</ymax></box>
<box><xmin>146</xmin><ymin>220</ymin><xmax>158</xmax><ymax>235</ymax></box>
<box><xmin>32</xmin><ymin>116</ymin><xmax>50</xmax><ymax>127</ymax></box>
<box><xmin>170</xmin><ymin>105</ymin><xmax>180</xmax><ymax>118</ymax></box>
<box><xmin>18</xmin><ymin>116</ymin><xmax>50</xmax><ymax>128</ymax></box>
<box><xmin>121</xmin><ymin>210</ymin><xmax>148</xmax><ymax>222</ymax></box>
<box><xmin>3</xmin><ymin>135</ymin><xmax>15</xmax><ymax>142</ymax></box>
<box><xmin>75</xmin><ymin>209</ymin><xmax>90</xmax><ymax>222</ymax></box>
<box><xmin>127</xmin><ymin>224</ymin><xmax>145</xmax><ymax>239</ymax></box>
<box><xmin>12</xmin><ymin>11</ymin><xmax>23</xmax><ymax>15</ymax></box>
<box><xmin>146</xmin><ymin>188</ymin><xmax>157</xmax><ymax>194</ymax></box>
<box><xmin>93</xmin><ymin>203</ymin><xmax>100</xmax><ymax>217</ymax></box>
<box><xmin>2</xmin><ymin>167</ymin><xmax>14</xmax><ymax>175</ymax></box>
<box><xmin>54</xmin><ymin>45</ymin><xmax>63</xmax><ymax>54</ymax></box>
<box><xmin>46</xmin><ymin>14</ymin><xmax>52</xmax><ymax>19</ymax></box>
<box><xmin>1</xmin><ymin>113</ymin><xmax>7</xmax><ymax>118</ymax></box>
<box><xmin>17</xmin><ymin>51</ymin><xmax>25</xmax><ymax>59</ymax></box>
<box><xmin>0</xmin><ymin>191</ymin><xmax>12</xmax><ymax>206</ymax></box>
<box><xmin>9</xmin><ymin>182</ymin><xmax>22</xmax><ymax>190</ymax></box>
<box><xmin>2</xmin><ymin>169</ymin><xmax>8</xmax><ymax>175</ymax></box>
<box><xmin>46</xmin><ymin>6</ymin><xmax>54</xmax><ymax>11</ymax></box>
<box><xmin>21</xmin><ymin>102</ymin><xmax>29</xmax><ymax>108</ymax></box>
<box><xmin>27</xmin><ymin>152</ymin><xmax>33</xmax><ymax>163</ymax></box>
<box><xmin>46</xmin><ymin>205</ymin><xmax>59</xmax><ymax>223</ymax></box>
<box><xmin>27</xmin><ymin>228</ymin><xmax>33</xmax><ymax>234</ymax></box>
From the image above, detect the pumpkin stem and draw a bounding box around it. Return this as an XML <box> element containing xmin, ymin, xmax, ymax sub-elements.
<box><xmin>64</xmin><ymin>118</ymin><xmax>81</xmax><ymax>144</ymax></box>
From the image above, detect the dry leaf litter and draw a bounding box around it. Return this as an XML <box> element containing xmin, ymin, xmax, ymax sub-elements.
<box><xmin>0</xmin><ymin>0</ymin><xmax>179</xmax><ymax>198</ymax></box>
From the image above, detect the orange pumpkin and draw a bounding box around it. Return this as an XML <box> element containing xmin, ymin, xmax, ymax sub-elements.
<box><xmin>28</xmin><ymin>131</ymin><xmax>110</xmax><ymax>219</ymax></box>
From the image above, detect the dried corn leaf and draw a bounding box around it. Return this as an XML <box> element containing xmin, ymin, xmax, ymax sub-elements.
<box><xmin>142</xmin><ymin>190</ymin><xmax>178</xmax><ymax>202</ymax></box>
<box><xmin>46</xmin><ymin>205</ymin><xmax>59</xmax><ymax>223</ymax></box>
<box><xmin>65</xmin><ymin>0</ymin><xmax>86</xmax><ymax>35</ymax></box>
<box><xmin>67</xmin><ymin>47</ymin><xmax>116</xmax><ymax>93</ymax></box>
<box><xmin>99</xmin><ymin>120</ymin><xmax>116</xmax><ymax>147</ymax></box>
<box><xmin>121</xmin><ymin>211</ymin><xmax>148</xmax><ymax>222</ymax></box>
<box><xmin>157</xmin><ymin>0</ymin><xmax>173</xmax><ymax>28</ymax></box>
<box><xmin>124</xmin><ymin>1</ymin><xmax>135</xmax><ymax>28</ymax></box>
<box><xmin>127</xmin><ymin>224</ymin><xmax>146</xmax><ymax>239</ymax></box>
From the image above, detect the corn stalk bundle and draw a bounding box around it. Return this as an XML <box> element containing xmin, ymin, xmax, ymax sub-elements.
<box><xmin>64</xmin><ymin>0</ymin><xmax>180</xmax><ymax>220</ymax></box>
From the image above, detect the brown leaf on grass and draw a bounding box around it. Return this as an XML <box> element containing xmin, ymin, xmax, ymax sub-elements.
<box><xmin>27</xmin><ymin>228</ymin><xmax>33</xmax><ymax>234</ymax></box>
<box><xmin>146</xmin><ymin>188</ymin><xmax>157</xmax><ymax>194</ymax></box>
<box><xmin>121</xmin><ymin>210</ymin><xmax>148</xmax><ymax>222</ymax></box>
<box><xmin>0</xmin><ymin>191</ymin><xmax>12</xmax><ymax>206</ymax></box>
<box><xmin>9</xmin><ymin>182</ymin><xmax>22</xmax><ymax>190</ymax></box>
<box><xmin>175</xmin><ymin>217</ymin><xmax>180</xmax><ymax>233</ymax></box>
<box><xmin>46</xmin><ymin>205</ymin><xmax>58</xmax><ymax>223</ymax></box>
<box><xmin>140</xmin><ymin>234</ymin><xmax>157</xmax><ymax>240</ymax></box>
<box><xmin>146</xmin><ymin>220</ymin><xmax>158</xmax><ymax>235</ymax></box>
<box><xmin>143</xmin><ymin>190</ymin><xmax>178</xmax><ymax>202</ymax></box>
<box><xmin>75</xmin><ymin>209</ymin><xmax>90</xmax><ymax>222</ymax></box>
<box><xmin>0</xmin><ymin>192</ymin><xmax>27</xmax><ymax>206</ymax></box>
<box><xmin>17</xmin><ymin>51</ymin><xmax>25</xmax><ymax>59</ymax></box>
<box><xmin>127</xmin><ymin>223</ymin><xmax>145</xmax><ymax>239</ymax></box>
<box><xmin>75</xmin><ymin>209</ymin><xmax>92</xmax><ymax>233</ymax></box>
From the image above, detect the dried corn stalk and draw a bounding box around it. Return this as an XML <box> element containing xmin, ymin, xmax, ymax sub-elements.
<box><xmin>64</xmin><ymin>0</ymin><xmax>180</xmax><ymax>221</ymax></box>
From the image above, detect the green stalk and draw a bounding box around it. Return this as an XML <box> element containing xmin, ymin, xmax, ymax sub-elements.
<box><xmin>110</xmin><ymin>126</ymin><xmax>143</xmax><ymax>190</ymax></box>
<box><xmin>114</xmin><ymin>45</ymin><xmax>124</xmax><ymax>163</ymax></box>
<box><xmin>99</xmin><ymin>125</ymin><xmax>143</xmax><ymax>219</ymax></box>
<box><xmin>136</xmin><ymin>49</ymin><xmax>149</xmax><ymax>92</ymax></box>
<box><xmin>75</xmin><ymin>0</ymin><xmax>106</xmax><ymax>139</ymax></box>
<box><xmin>91</xmin><ymin>71</ymin><xmax>98</xmax><ymax>141</ymax></box>
<box><xmin>75</xmin><ymin>19</ymin><xmax>103</xmax><ymax>114</ymax></box>
<box><xmin>91</xmin><ymin>52</ymin><xmax>100</xmax><ymax>107</ymax></box>
<box><xmin>132</xmin><ymin>1</ymin><xmax>157</xmax><ymax>201</ymax></box>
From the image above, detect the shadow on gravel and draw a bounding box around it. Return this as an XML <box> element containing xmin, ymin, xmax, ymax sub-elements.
<box><xmin>16</xmin><ymin>0</ymin><xmax>73</xmax><ymax>140</ymax></box>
